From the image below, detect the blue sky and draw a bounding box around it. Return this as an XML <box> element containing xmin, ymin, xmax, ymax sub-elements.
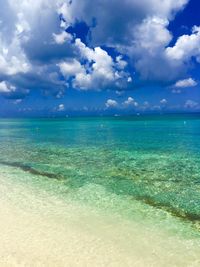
<box><xmin>0</xmin><ymin>0</ymin><xmax>200</xmax><ymax>116</ymax></box>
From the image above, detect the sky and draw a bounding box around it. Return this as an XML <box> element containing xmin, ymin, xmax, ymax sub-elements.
<box><xmin>0</xmin><ymin>0</ymin><xmax>200</xmax><ymax>117</ymax></box>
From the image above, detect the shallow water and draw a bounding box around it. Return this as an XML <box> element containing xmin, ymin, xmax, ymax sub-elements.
<box><xmin>0</xmin><ymin>115</ymin><xmax>200</xmax><ymax>265</ymax></box>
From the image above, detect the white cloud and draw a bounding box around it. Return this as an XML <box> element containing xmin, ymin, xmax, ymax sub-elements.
<box><xmin>57</xmin><ymin>58</ymin><xmax>92</xmax><ymax>90</ymax></box>
<box><xmin>166</xmin><ymin>26</ymin><xmax>200</xmax><ymax>63</ymax></box>
<box><xmin>127</xmin><ymin>77</ymin><xmax>132</xmax><ymax>83</ymax></box>
<box><xmin>57</xmin><ymin>0</ymin><xmax>190</xmax><ymax>83</ymax></box>
<box><xmin>130</xmin><ymin>16</ymin><xmax>182</xmax><ymax>82</ymax></box>
<box><xmin>57</xmin><ymin>1</ymin><xmax>76</xmax><ymax>28</ymax></box>
<box><xmin>124</xmin><ymin>97</ymin><xmax>138</xmax><ymax>107</ymax></box>
<box><xmin>0</xmin><ymin>81</ymin><xmax>10</xmax><ymax>93</ymax></box>
<box><xmin>59</xmin><ymin>0</ymin><xmax>188</xmax><ymax>47</ymax></box>
<box><xmin>105</xmin><ymin>99</ymin><xmax>118</xmax><ymax>108</ymax></box>
<box><xmin>184</xmin><ymin>100</ymin><xmax>199</xmax><ymax>109</ymax></box>
<box><xmin>53</xmin><ymin>31</ymin><xmax>72</xmax><ymax>44</ymax></box>
<box><xmin>134</xmin><ymin>17</ymin><xmax>172</xmax><ymax>56</ymax></box>
<box><xmin>57</xmin><ymin>38</ymin><xmax>130</xmax><ymax>90</ymax></box>
<box><xmin>174</xmin><ymin>78</ymin><xmax>197</xmax><ymax>88</ymax></box>
<box><xmin>58</xmin><ymin>103</ymin><xmax>65</xmax><ymax>111</ymax></box>
<box><xmin>75</xmin><ymin>38</ymin><xmax>117</xmax><ymax>83</ymax></box>
<box><xmin>160</xmin><ymin>98</ymin><xmax>167</xmax><ymax>104</ymax></box>
<box><xmin>0</xmin><ymin>35</ymin><xmax>30</xmax><ymax>75</ymax></box>
<box><xmin>1</xmin><ymin>0</ymin><xmax>199</xmax><ymax>99</ymax></box>
<box><xmin>0</xmin><ymin>81</ymin><xmax>16</xmax><ymax>93</ymax></box>
<box><xmin>58</xmin><ymin>59</ymin><xmax>84</xmax><ymax>77</ymax></box>
<box><xmin>116</xmin><ymin>55</ymin><xmax>127</xmax><ymax>70</ymax></box>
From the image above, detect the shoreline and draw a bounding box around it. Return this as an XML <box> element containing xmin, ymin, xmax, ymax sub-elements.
<box><xmin>0</xmin><ymin>169</ymin><xmax>200</xmax><ymax>266</ymax></box>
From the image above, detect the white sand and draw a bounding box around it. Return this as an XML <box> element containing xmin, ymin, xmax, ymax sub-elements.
<box><xmin>0</xmin><ymin>171</ymin><xmax>200</xmax><ymax>267</ymax></box>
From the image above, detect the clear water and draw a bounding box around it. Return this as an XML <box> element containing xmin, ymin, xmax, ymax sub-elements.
<box><xmin>0</xmin><ymin>115</ymin><xmax>200</xmax><ymax>265</ymax></box>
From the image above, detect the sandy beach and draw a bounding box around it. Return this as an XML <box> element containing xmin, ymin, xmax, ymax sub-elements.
<box><xmin>0</xmin><ymin>167</ymin><xmax>200</xmax><ymax>267</ymax></box>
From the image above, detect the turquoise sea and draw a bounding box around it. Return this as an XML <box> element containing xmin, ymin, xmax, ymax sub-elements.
<box><xmin>0</xmin><ymin>114</ymin><xmax>200</xmax><ymax>265</ymax></box>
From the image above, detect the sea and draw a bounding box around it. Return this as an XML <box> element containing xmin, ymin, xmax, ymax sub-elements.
<box><xmin>0</xmin><ymin>114</ymin><xmax>200</xmax><ymax>266</ymax></box>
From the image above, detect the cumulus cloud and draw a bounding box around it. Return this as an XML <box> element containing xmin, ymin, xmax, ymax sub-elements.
<box><xmin>57</xmin><ymin>103</ymin><xmax>65</xmax><ymax>111</ymax></box>
<box><xmin>166</xmin><ymin>26</ymin><xmax>200</xmax><ymax>63</ymax></box>
<box><xmin>53</xmin><ymin>31</ymin><xmax>72</xmax><ymax>44</ymax></box>
<box><xmin>184</xmin><ymin>100</ymin><xmax>199</xmax><ymax>109</ymax></box>
<box><xmin>105</xmin><ymin>99</ymin><xmax>118</xmax><ymax>108</ymax></box>
<box><xmin>57</xmin><ymin>38</ymin><xmax>131</xmax><ymax>90</ymax></box>
<box><xmin>0</xmin><ymin>0</ymin><xmax>199</xmax><ymax>102</ymax></box>
<box><xmin>124</xmin><ymin>97</ymin><xmax>138</xmax><ymax>107</ymax></box>
<box><xmin>174</xmin><ymin>78</ymin><xmax>197</xmax><ymax>88</ymax></box>
<box><xmin>160</xmin><ymin>98</ymin><xmax>167</xmax><ymax>105</ymax></box>
<box><xmin>58</xmin><ymin>0</ymin><xmax>188</xmax><ymax>46</ymax></box>
<box><xmin>0</xmin><ymin>81</ymin><xmax>15</xmax><ymax>93</ymax></box>
<box><xmin>58</xmin><ymin>59</ymin><xmax>83</xmax><ymax>77</ymax></box>
<box><xmin>58</xmin><ymin>0</ymin><xmax>192</xmax><ymax>83</ymax></box>
<box><xmin>0</xmin><ymin>33</ymin><xmax>30</xmax><ymax>76</ymax></box>
<box><xmin>0</xmin><ymin>80</ymin><xmax>29</xmax><ymax>98</ymax></box>
<box><xmin>0</xmin><ymin>0</ymin><xmax>75</xmax><ymax>99</ymax></box>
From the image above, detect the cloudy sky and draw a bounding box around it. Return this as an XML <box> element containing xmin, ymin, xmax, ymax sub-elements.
<box><xmin>0</xmin><ymin>0</ymin><xmax>199</xmax><ymax>116</ymax></box>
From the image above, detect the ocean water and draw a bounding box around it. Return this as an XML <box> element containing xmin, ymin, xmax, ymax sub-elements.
<box><xmin>0</xmin><ymin>114</ymin><xmax>200</xmax><ymax>266</ymax></box>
